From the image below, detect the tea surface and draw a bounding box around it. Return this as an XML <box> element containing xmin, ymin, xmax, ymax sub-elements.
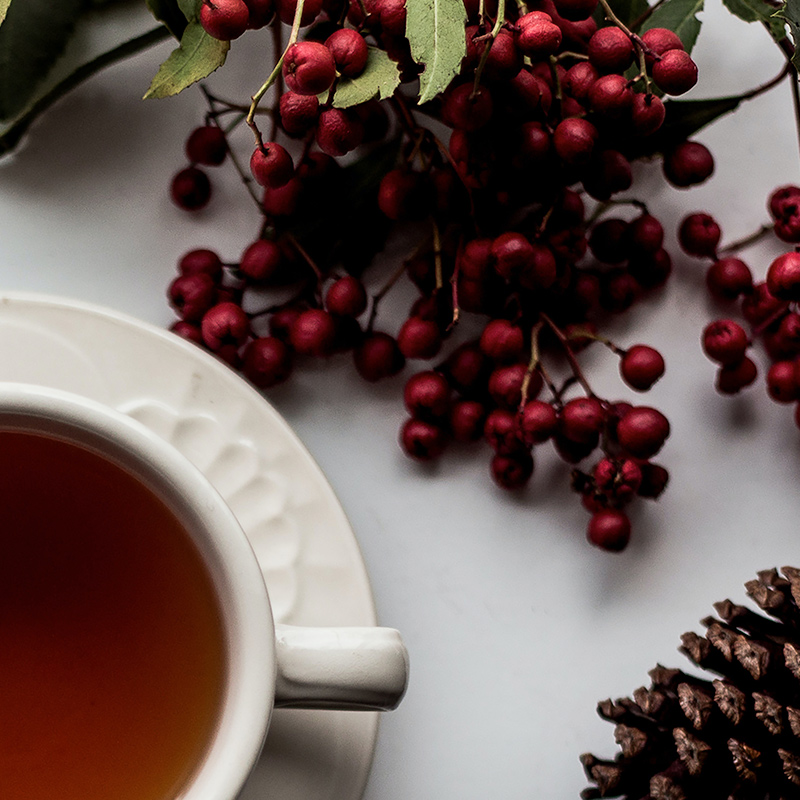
<box><xmin>0</xmin><ymin>431</ymin><xmax>226</xmax><ymax>800</ymax></box>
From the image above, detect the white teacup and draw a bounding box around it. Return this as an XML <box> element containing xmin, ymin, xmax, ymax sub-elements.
<box><xmin>0</xmin><ymin>383</ymin><xmax>408</xmax><ymax>800</ymax></box>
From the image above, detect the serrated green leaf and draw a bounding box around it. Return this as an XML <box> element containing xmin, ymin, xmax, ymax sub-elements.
<box><xmin>327</xmin><ymin>47</ymin><xmax>401</xmax><ymax>108</ymax></box>
<box><xmin>144</xmin><ymin>19</ymin><xmax>228</xmax><ymax>99</ymax></box>
<box><xmin>639</xmin><ymin>0</ymin><xmax>704</xmax><ymax>52</ymax></box>
<box><xmin>145</xmin><ymin>0</ymin><xmax>188</xmax><ymax>37</ymax></box>
<box><xmin>0</xmin><ymin>0</ymin><xmax>85</xmax><ymax>120</ymax></box>
<box><xmin>178</xmin><ymin>0</ymin><xmax>200</xmax><ymax>19</ymax></box>
<box><xmin>406</xmin><ymin>0</ymin><xmax>467</xmax><ymax>104</ymax></box>
<box><xmin>722</xmin><ymin>0</ymin><xmax>786</xmax><ymax>40</ymax></box>
<box><xmin>0</xmin><ymin>0</ymin><xmax>12</xmax><ymax>27</ymax></box>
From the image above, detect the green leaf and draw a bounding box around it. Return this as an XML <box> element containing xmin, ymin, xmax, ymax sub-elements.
<box><xmin>144</xmin><ymin>19</ymin><xmax>228</xmax><ymax>99</ymax></box>
<box><xmin>177</xmin><ymin>0</ymin><xmax>200</xmax><ymax>19</ymax></box>
<box><xmin>639</xmin><ymin>0</ymin><xmax>704</xmax><ymax>52</ymax></box>
<box><xmin>778</xmin><ymin>0</ymin><xmax>800</xmax><ymax>67</ymax></box>
<box><xmin>722</xmin><ymin>0</ymin><xmax>786</xmax><ymax>40</ymax></box>
<box><xmin>602</xmin><ymin>0</ymin><xmax>650</xmax><ymax>28</ymax></box>
<box><xmin>328</xmin><ymin>47</ymin><xmax>401</xmax><ymax>108</ymax></box>
<box><xmin>145</xmin><ymin>0</ymin><xmax>188</xmax><ymax>38</ymax></box>
<box><xmin>0</xmin><ymin>0</ymin><xmax>85</xmax><ymax>120</ymax></box>
<box><xmin>0</xmin><ymin>0</ymin><xmax>12</xmax><ymax>27</ymax></box>
<box><xmin>406</xmin><ymin>0</ymin><xmax>467</xmax><ymax>104</ymax></box>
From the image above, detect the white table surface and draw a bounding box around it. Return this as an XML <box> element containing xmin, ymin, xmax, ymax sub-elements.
<box><xmin>1</xmin><ymin>3</ymin><xmax>798</xmax><ymax>796</ymax></box>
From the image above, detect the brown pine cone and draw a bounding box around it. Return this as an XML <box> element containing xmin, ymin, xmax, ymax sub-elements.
<box><xmin>581</xmin><ymin>567</ymin><xmax>800</xmax><ymax>799</ymax></box>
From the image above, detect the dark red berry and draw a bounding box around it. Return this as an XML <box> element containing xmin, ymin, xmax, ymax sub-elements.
<box><xmin>641</xmin><ymin>27</ymin><xmax>683</xmax><ymax>68</ymax></box>
<box><xmin>443</xmin><ymin>84</ymin><xmax>493</xmax><ymax>131</ymax></box>
<box><xmin>488</xmin><ymin>363</ymin><xmax>533</xmax><ymax>409</ymax></box>
<box><xmin>702</xmin><ymin>319</ymin><xmax>749</xmax><ymax>365</ymax></box>
<box><xmin>325</xmin><ymin>28</ymin><xmax>369</xmax><ymax>77</ymax></box>
<box><xmin>587</xmin><ymin>26</ymin><xmax>634</xmax><ymax>73</ymax></box>
<box><xmin>398</xmin><ymin>316</ymin><xmax>442</xmax><ymax>359</ymax></box>
<box><xmin>170</xmin><ymin>166</ymin><xmax>212</xmax><ymax>210</ymax></box>
<box><xmin>169</xmin><ymin>273</ymin><xmax>217</xmax><ymax>322</ymax></box>
<box><xmin>519</xmin><ymin>400</ymin><xmax>558</xmax><ymax>445</ymax></box>
<box><xmin>705</xmin><ymin>257</ymin><xmax>753</xmax><ymax>300</ymax></box>
<box><xmin>404</xmin><ymin>371</ymin><xmax>450</xmax><ymax>419</ymax></box>
<box><xmin>663</xmin><ymin>141</ymin><xmax>714</xmax><ymax>188</ymax></box>
<box><xmin>240</xmin><ymin>239</ymin><xmax>283</xmax><ymax>283</ymax></box>
<box><xmin>199</xmin><ymin>0</ymin><xmax>250</xmax><ymax>40</ymax></box>
<box><xmin>279</xmin><ymin>92</ymin><xmax>320</xmax><ymax>136</ymax></box>
<box><xmin>678</xmin><ymin>213</ymin><xmax>721</xmax><ymax>258</ymax></box>
<box><xmin>560</xmin><ymin>396</ymin><xmax>605</xmax><ymax>444</ymax></box>
<box><xmin>620</xmin><ymin>345</ymin><xmax>665</xmax><ymax>391</ymax></box>
<box><xmin>325</xmin><ymin>275</ymin><xmax>368</xmax><ymax>317</ymax></box>
<box><xmin>250</xmin><ymin>142</ymin><xmax>294</xmax><ymax>189</ymax></box>
<box><xmin>491</xmin><ymin>232</ymin><xmax>534</xmax><ymax>281</ymax></box>
<box><xmin>479</xmin><ymin>319</ymin><xmax>525</xmax><ymax>363</ymax></box>
<box><xmin>652</xmin><ymin>49</ymin><xmax>697</xmax><ymax>95</ymax></box>
<box><xmin>616</xmin><ymin>406</ymin><xmax>670</xmax><ymax>458</ymax></box>
<box><xmin>242</xmin><ymin>336</ymin><xmax>293</xmax><ymax>387</ymax></box>
<box><xmin>450</xmin><ymin>399</ymin><xmax>487</xmax><ymax>442</ymax></box>
<box><xmin>442</xmin><ymin>341</ymin><xmax>491</xmax><ymax>394</ymax></box>
<box><xmin>244</xmin><ymin>0</ymin><xmax>274</xmax><ymax>27</ymax></box>
<box><xmin>484</xmin><ymin>408</ymin><xmax>523</xmax><ymax>453</ymax></box>
<box><xmin>170</xmin><ymin>320</ymin><xmax>203</xmax><ymax>345</ymax></box>
<box><xmin>637</xmin><ymin>462</ymin><xmax>669</xmax><ymax>498</ymax></box>
<box><xmin>201</xmin><ymin>302</ymin><xmax>250</xmax><ymax>352</ymax></box>
<box><xmin>491</xmin><ymin>451</ymin><xmax>534</xmax><ymax>490</ymax></box>
<box><xmin>630</xmin><ymin>92</ymin><xmax>666</xmax><ymax>136</ymax></box>
<box><xmin>353</xmin><ymin>331</ymin><xmax>405</xmax><ymax>381</ymax></box>
<box><xmin>716</xmin><ymin>356</ymin><xmax>758</xmax><ymax>394</ymax></box>
<box><xmin>588</xmin><ymin>74</ymin><xmax>633</xmax><ymax>118</ymax></box>
<box><xmin>276</xmin><ymin>0</ymin><xmax>324</xmax><ymax>25</ymax></box>
<box><xmin>179</xmin><ymin>248</ymin><xmax>223</xmax><ymax>279</ymax></box>
<box><xmin>400</xmin><ymin>418</ymin><xmax>447</xmax><ymax>460</ymax></box>
<box><xmin>552</xmin><ymin>0</ymin><xmax>597</xmax><ymax>22</ymax></box>
<box><xmin>767</xmin><ymin>251</ymin><xmax>800</xmax><ymax>301</ymax></box>
<box><xmin>185</xmin><ymin>126</ymin><xmax>227</xmax><ymax>166</ymax></box>
<box><xmin>767</xmin><ymin>360</ymin><xmax>799</xmax><ymax>403</ymax></box>
<box><xmin>553</xmin><ymin>117</ymin><xmax>598</xmax><ymax>166</ymax></box>
<box><xmin>289</xmin><ymin>308</ymin><xmax>337</xmax><ymax>356</ymax></box>
<box><xmin>316</xmin><ymin>107</ymin><xmax>365</xmax><ymax>156</ymax></box>
<box><xmin>516</xmin><ymin>11</ymin><xmax>562</xmax><ymax>57</ymax></box>
<box><xmin>587</xmin><ymin>509</ymin><xmax>630</xmax><ymax>551</ymax></box>
<box><xmin>283</xmin><ymin>41</ymin><xmax>337</xmax><ymax>95</ymax></box>
<box><xmin>262</xmin><ymin>177</ymin><xmax>303</xmax><ymax>217</ymax></box>
<box><xmin>625</xmin><ymin>214</ymin><xmax>664</xmax><ymax>257</ymax></box>
<box><xmin>589</xmin><ymin>218</ymin><xmax>629</xmax><ymax>264</ymax></box>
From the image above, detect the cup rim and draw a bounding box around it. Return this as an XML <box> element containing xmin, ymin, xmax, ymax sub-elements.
<box><xmin>0</xmin><ymin>382</ymin><xmax>275</xmax><ymax>800</ymax></box>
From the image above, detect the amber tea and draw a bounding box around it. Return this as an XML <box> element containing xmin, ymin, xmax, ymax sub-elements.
<box><xmin>0</xmin><ymin>430</ymin><xmax>227</xmax><ymax>800</ymax></box>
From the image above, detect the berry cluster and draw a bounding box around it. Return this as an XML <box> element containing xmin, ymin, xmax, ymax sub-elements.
<box><xmin>695</xmin><ymin>187</ymin><xmax>800</xmax><ymax>420</ymax></box>
<box><xmin>166</xmin><ymin>0</ymin><xmax>711</xmax><ymax>551</ymax></box>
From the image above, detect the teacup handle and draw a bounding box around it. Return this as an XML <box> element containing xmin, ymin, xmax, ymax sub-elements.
<box><xmin>273</xmin><ymin>624</ymin><xmax>409</xmax><ymax>711</ymax></box>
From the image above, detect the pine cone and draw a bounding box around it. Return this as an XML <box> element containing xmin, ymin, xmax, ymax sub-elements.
<box><xmin>581</xmin><ymin>567</ymin><xmax>800</xmax><ymax>800</ymax></box>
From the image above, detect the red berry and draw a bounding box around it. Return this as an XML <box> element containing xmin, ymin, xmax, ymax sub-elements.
<box><xmin>588</xmin><ymin>74</ymin><xmax>633</xmax><ymax>118</ymax></box>
<box><xmin>404</xmin><ymin>371</ymin><xmax>450</xmax><ymax>419</ymax></box>
<box><xmin>443</xmin><ymin>84</ymin><xmax>493</xmax><ymax>131</ymax></box>
<box><xmin>491</xmin><ymin>451</ymin><xmax>534</xmax><ymax>490</ymax></box>
<box><xmin>625</xmin><ymin>214</ymin><xmax>664</xmax><ymax>257</ymax></box>
<box><xmin>516</xmin><ymin>11</ymin><xmax>562</xmax><ymax>57</ymax></box>
<box><xmin>397</xmin><ymin>316</ymin><xmax>442</xmax><ymax>360</ymax></box>
<box><xmin>316</xmin><ymin>107</ymin><xmax>365</xmax><ymax>156</ymax></box>
<box><xmin>279</xmin><ymin>92</ymin><xmax>320</xmax><ymax>137</ymax></box>
<box><xmin>620</xmin><ymin>345</ymin><xmax>665</xmax><ymax>391</ymax></box>
<box><xmin>560</xmin><ymin>397</ymin><xmax>605</xmax><ymax>444</ymax></box>
<box><xmin>250</xmin><ymin>142</ymin><xmax>294</xmax><ymax>189</ymax></box>
<box><xmin>563</xmin><ymin>61</ymin><xmax>598</xmax><ymax>101</ymax></box>
<box><xmin>587</xmin><ymin>26</ymin><xmax>634</xmax><ymax>73</ymax></box>
<box><xmin>170</xmin><ymin>166</ymin><xmax>212</xmax><ymax>210</ymax></box>
<box><xmin>553</xmin><ymin>117</ymin><xmax>598</xmax><ymax>166</ymax></box>
<box><xmin>353</xmin><ymin>331</ymin><xmax>405</xmax><ymax>381</ymax></box>
<box><xmin>702</xmin><ymin>319</ymin><xmax>749</xmax><ymax>365</ymax></box>
<box><xmin>491</xmin><ymin>232</ymin><xmax>534</xmax><ymax>281</ymax></box>
<box><xmin>587</xmin><ymin>509</ymin><xmax>630</xmax><ymax>551</ymax></box>
<box><xmin>242</xmin><ymin>336</ymin><xmax>293</xmax><ymax>387</ymax></box>
<box><xmin>199</xmin><ymin>0</ymin><xmax>250</xmax><ymax>40</ymax></box>
<box><xmin>552</xmin><ymin>0</ymin><xmax>597</xmax><ymax>21</ymax></box>
<box><xmin>705</xmin><ymin>257</ymin><xmax>753</xmax><ymax>300</ymax></box>
<box><xmin>262</xmin><ymin>177</ymin><xmax>303</xmax><ymax>217</ymax></box>
<box><xmin>185</xmin><ymin>125</ymin><xmax>227</xmax><ymax>166</ymax></box>
<box><xmin>243</xmin><ymin>0</ymin><xmax>274</xmax><ymax>27</ymax></box>
<box><xmin>767</xmin><ymin>251</ymin><xmax>800</xmax><ymax>301</ymax></box>
<box><xmin>170</xmin><ymin>320</ymin><xmax>203</xmax><ymax>345</ymax></box>
<box><xmin>179</xmin><ymin>248</ymin><xmax>223</xmax><ymax>279</ymax></box>
<box><xmin>484</xmin><ymin>408</ymin><xmax>523</xmax><ymax>453</ymax></box>
<box><xmin>275</xmin><ymin>0</ymin><xmax>324</xmax><ymax>25</ymax></box>
<box><xmin>378</xmin><ymin>169</ymin><xmax>433</xmax><ymax>220</ymax></box>
<box><xmin>400</xmin><ymin>418</ymin><xmax>447</xmax><ymax>460</ymax></box>
<box><xmin>325</xmin><ymin>275</ymin><xmax>368</xmax><ymax>317</ymax></box>
<box><xmin>641</xmin><ymin>27</ymin><xmax>683</xmax><ymax>68</ymax></box>
<box><xmin>488</xmin><ymin>363</ymin><xmax>533</xmax><ymax>409</ymax></box>
<box><xmin>767</xmin><ymin>360</ymin><xmax>799</xmax><ymax>403</ymax></box>
<box><xmin>283</xmin><ymin>41</ymin><xmax>337</xmax><ymax>95</ymax></box>
<box><xmin>616</xmin><ymin>406</ymin><xmax>670</xmax><ymax>458</ymax></box>
<box><xmin>519</xmin><ymin>400</ymin><xmax>558</xmax><ymax>445</ymax></box>
<box><xmin>201</xmin><ymin>302</ymin><xmax>250</xmax><ymax>352</ymax></box>
<box><xmin>716</xmin><ymin>356</ymin><xmax>758</xmax><ymax>394</ymax></box>
<box><xmin>678</xmin><ymin>213</ymin><xmax>721</xmax><ymax>258</ymax></box>
<box><xmin>769</xmin><ymin>185</ymin><xmax>800</xmax><ymax>218</ymax></box>
<box><xmin>450</xmin><ymin>399</ymin><xmax>487</xmax><ymax>442</ymax></box>
<box><xmin>169</xmin><ymin>273</ymin><xmax>217</xmax><ymax>322</ymax></box>
<box><xmin>630</xmin><ymin>92</ymin><xmax>665</xmax><ymax>136</ymax></box>
<box><xmin>240</xmin><ymin>239</ymin><xmax>283</xmax><ymax>282</ymax></box>
<box><xmin>289</xmin><ymin>308</ymin><xmax>337</xmax><ymax>356</ymax></box>
<box><xmin>479</xmin><ymin>319</ymin><xmax>525</xmax><ymax>363</ymax></box>
<box><xmin>652</xmin><ymin>49</ymin><xmax>697</xmax><ymax>96</ymax></box>
<box><xmin>637</xmin><ymin>462</ymin><xmax>669</xmax><ymax>498</ymax></box>
<box><xmin>663</xmin><ymin>141</ymin><xmax>714</xmax><ymax>188</ymax></box>
<box><xmin>442</xmin><ymin>341</ymin><xmax>491</xmax><ymax>394</ymax></box>
<box><xmin>325</xmin><ymin>28</ymin><xmax>369</xmax><ymax>77</ymax></box>
<box><xmin>483</xmin><ymin>29</ymin><xmax>523</xmax><ymax>82</ymax></box>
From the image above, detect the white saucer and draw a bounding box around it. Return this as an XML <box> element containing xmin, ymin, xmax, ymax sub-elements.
<box><xmin>0</xmin><ymin>292</ymin><xmax>379</xmax><ymax>800</ymax></box>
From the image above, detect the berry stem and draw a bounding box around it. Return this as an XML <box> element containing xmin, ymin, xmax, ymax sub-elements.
<box><xmin>432</xmin><ymin>219</ymin><xmax>444</xmax><ymax>292</ymax></box>
<box><xmin>472</xmin><ymin>1</ymin><xmax>507</xmax><ymax>97</ymax></box>
<box><xmin>540</xmin><ymin>311</ymin><xmax>595</xmax><ymax>397</ymax></box>
<box><xmin>366</xmin><ymin>259</ymin><xmax>408</xmax><ymax>331</ymax></box>
<box><xmin>286</xmin><ymin>231</ymin><xmax>324</xmax><ymax>284</ymax></box>
<box><xmin>246</xmin><ymin>0</ymin><xmax>307</xmax><ymax>147</ymax></box>
<box><xmin>518</xmin><ymin>320</ymin><xmax>544</xmax><ymax>412</ymax></box>
<box><xmin>269</xmin><ymin>21</ymin><xmax>285</xmax><ymax>142</ymax></box>
<box><xmin>717</xmin><ymin>222</ymin><xmax>774</xmax><ymax>256</ymax></box>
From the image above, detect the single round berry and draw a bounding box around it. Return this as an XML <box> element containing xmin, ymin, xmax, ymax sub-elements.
<box><xmin>170</xmin><ymin>320</ymin><xmax>203</xmax><ymax>345</ymax></box>
<box><xmin>242</xmin><ymin>336</ymin><xmax>293</xmax><ymax>388</ymax></box>
<box><xmin>630</xmin><ymin>92</ymin><xmax>666</xmax><ymax>136</ymax></box>
<box><xmin>587</xmin><ymin>509</ymin><xmax>630</xmax><ymax>552</ymax></box>
<box><xmin>240</xmin><ymin>239</ymin><xmax>283</xmax><ymax>282</ymax></box>
<box><xmin>279</xmin><ymin>91</ymin><xmax>320</xmax><ymax>136</ymax></box>
<box><xmin>199</xmin><ymin>0</ymin><xmax>250</xmax><ymax>40</ymax></box>
<box><xmin>289</xmin><ymin>308</ymin><xmax>337</xmax><ymax>356</ymax></box>
<box><xmin>450</xmin><ymin>399</ymin><xmax>487</xmax><ymax>442</ymax></box>
<box><xmin>553</xmin><ymin>117</ymin><xmax>598</xmax><ymax>166</ymax></box>
<box><xmin>563</xmin><ymin>61</ymin><xmax>599</xmax><ymax>102</ymax></box>
<box><xmin>767</xmin><ymin>251</ymin><xmax>800</xmax><ymax>301</ymax></box>
<box><xmin>588</xmin><ymin>74</ymin><xmax>633</xmax><ymax>118</ymax></box>
<box><xmin>170</xmin><ymin>166</ymin><xmax>212</xmax><ymax>210</ymax></box>
<box><xmin>185</xmin><ymin>126</ymin><xmax>227</xmax><ymax>166</ymax></box>
<box><xmin>587</xmin><ymin>26</ymin><xmax>634</xmax><ymax>74</ymax></box>
<box><xmin>519</xmin><ymin>400</ymin><xmax>558</xmax><ymax>445</ymax></box>
<box><xmin>705</xmin><ymin>257</ymin><xmax>753</xmax><ymax>300</ymax></box>
<box><xmin>678</xmin><ymin>213</ymin><xmax>721</xmax><ymax>258</ymax></box>
<box><xmin>179</xmin><ymin>248</ymin><xmax>223</xmax><ymax>279</ymax></box>
<box><xmin>169</xmin><ymin>273</ymin><xmax>217</xmax><ymax>322</ymax></box>
<box><xmin>560</xmin><ymin>396</ymin><xmax>605</xmax><ymax>444</ymax></box>
<box><xmin>716</xmin><ymin>356</ymin><xmax>758</xmax><ymax>394</ymax></box>
<box><xmin>641</xmin><ymin>27</ymin><xmax>683</xmax><ymax>68</ymax></box>
<box><xmin>484</xmin><ymin>408</ymin><xmax>523</xmax><ymax>453</ymax></box>
<box><xmin>767</xmin><ymin>360</ymin><xmax>799</xmax><ymax>403</ymax></box>
<box><xmin>353</xmin><ymin>331</ymin><xmax>405</xmax><ymax>381</ymax></box>
<box><xmin>316</xmin><ymin>107</ymin><xmax>365</xmax><ymax>156</ymax></box>
<box><xmin>325</xmin><ymin>275</ymin><xmax>368</xmax><ymax>317</ymax></box>
<box><xmin>488</xmin><ymin>363</ymin><xmax>533</xmax><ymax>409</ymax></box>
<box><xmin>491</xmin><ymin>232</ymin><xmax>535</xmax><ymax>281</ymax></box>
<box><xmin>400</xmin><ymin>418</ymin><xmax>447</xmax><ymax>461</ymax></box>
<box><xmin>491</xmin><ymin>451</ymin><xmax>534</xmax><ymax>490</ymax></box>
<box><xmin>325</xmin><ymin>28</ymin><xmax>369</xmax><ymax>77</ymax></box>
<box><xmin>702</xmin><ymin>319</ymin><xmax>749</xmax><ymax>365</ymax></box>
<box><xmin>404</xmin><ymin>371</ymin><xmax>450</xmax><ymax>419</ymax></box>
<box><xmin>516</xmin><ymin>11</ymin><xmax>562</xmax><ymax>58</ymax></box>
<box><xmin>652</xmin><ymin>49</ymin><xmax>697</xmax><ymax>95</ymax></box>
<box><xmin>620</xmin><ymin>345</ymin><xmax>665</xmax><ymax>391</ymax></box>
<box><xmin>663</xmin><ymin>141</ymin><xmax>714</xmax><ymax>188</ymax></box>
<box><xmin>244</xmin><ymin>0</ymin><xmax>274</xmax><ymax>27</ymax></box>
<box><xmin>479</xmin><ymin>319</ymin><xmax>525</xmax><ymax>363</ymax></box>
<box><xmin>443</xmin><ymin>84</ymin><xmax>493</xmax><ymax>131</ymax></box>
<box><xmin>616</xmin><ymin>406</ymin><xmax>670</xmax><ymax>458</ymax></box>
<box><xmin>442</xmin><ymin>342</ymin><xmax>491</xmax><ymax>394</ymax></box>
<box><xmin>283</xmin><ymin>41</ymin><xmax>337</xmax><ymax>96</ymax></box>
<box><xmin>637</xmin><ymin>462</ymin><xmax>669</xmax><ymax>498</ymax></box>
<box><xmin>397</xmin><ymin>316</ymin><xmax>442</xmax><ymax>360</ymax></box>
<box><xmin>201</xmin><ymin>301</ymin><xmax>250</xmax><ymax>351</ymax></box>
<box><xmin>625</xmin><ymin>214</ymin><xmax>664</xmax><ymax>257</ymax></box>
<box><xmin>378</xmin><ymin>169</ymin><xmax>433</xmax><ymax>221</ymax></box>
<box><xmin>769</xmin><ymin>185</ymin><xmax>800</xmax><ymax>218</ymax></box>
<box><xmin>250</xmin><ymin>142</ymin><xmax>294</xmax><ymax>189</ymax></box>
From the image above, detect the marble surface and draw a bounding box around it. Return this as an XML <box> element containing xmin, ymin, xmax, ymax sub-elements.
<box><xmin>1</xmin><ymin>2</ymin><xmax>798</xmax><ymax>796</ymax></box>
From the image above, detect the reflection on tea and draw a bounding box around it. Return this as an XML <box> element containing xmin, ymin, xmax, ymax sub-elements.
<box><xmin>0</xmin><ymin>431</ymin><xmax>226</xmax><ymax>800</ymax></box>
